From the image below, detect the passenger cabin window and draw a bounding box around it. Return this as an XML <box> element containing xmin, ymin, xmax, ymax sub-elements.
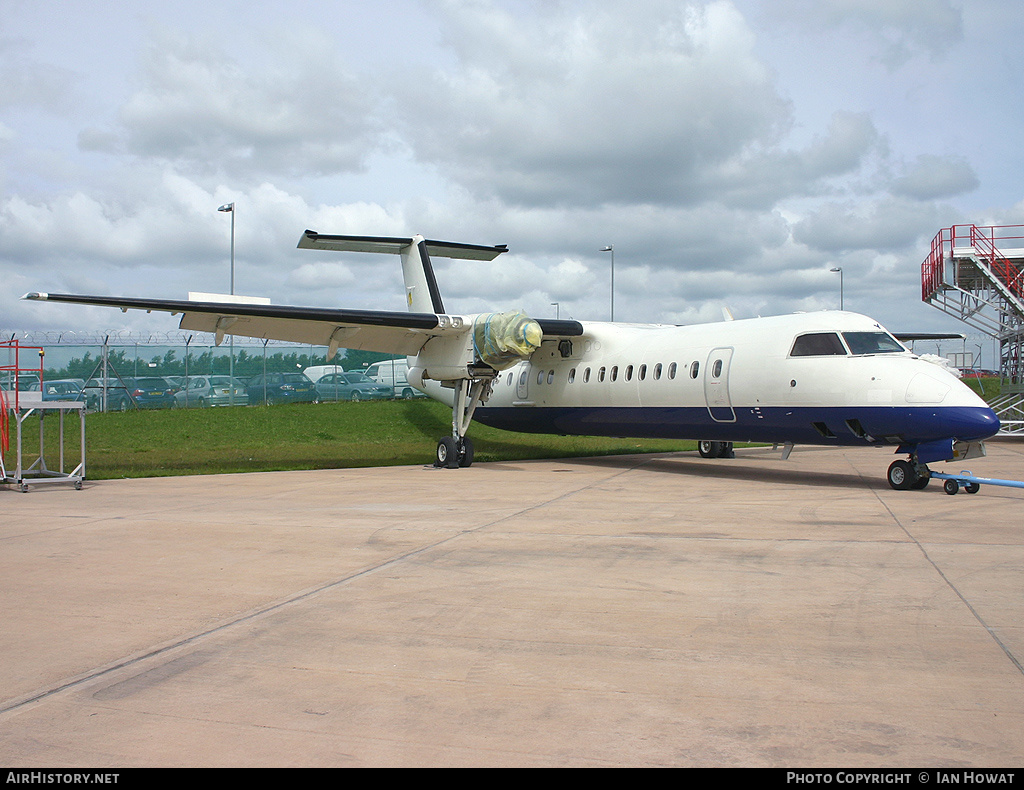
<box><xmin>790</xmin><ymin>332</ymin><xmax>847</xmax><ymax>357</ymax></box>
<box><xmin>842</xmin><ymin>332</ymin><xmax>904</xmax><ymax>355</ymax></box>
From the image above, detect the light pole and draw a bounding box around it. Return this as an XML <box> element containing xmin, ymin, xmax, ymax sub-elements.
<box><xmin>601</xmin><ymin>245</ymin><xmax>614</xmax><ymax>321</ymax></box>
<box><xmin>830</xmin><ymin>266</ymin><xmax>844</xmax><ymax>311</ymax></box>
<box><xmin>218</xmin><ymin>203</ymin><xmax>235</xmax><ymax>295</ymax></box>
<box><xmin>218</xmin><ymin>203</ymin><xmax>235</xmax><ymax>402</ymax></box>
<box><xmin>551</xmin><ymin>302</ymin><xmax>559</xmax><ymax>319</ymax></box>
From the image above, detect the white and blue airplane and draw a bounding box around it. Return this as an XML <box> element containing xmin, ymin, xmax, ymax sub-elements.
<box><xmin>24</xmin><ymin>230</ymin><xmax>999</xmax><ymax>489</ymax></box>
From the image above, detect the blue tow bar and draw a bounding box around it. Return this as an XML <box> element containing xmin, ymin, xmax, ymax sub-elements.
<box><xmin>929</xmin><ymin>470</ymin><xmax>1024</xmax><ymax>495</ymax></box>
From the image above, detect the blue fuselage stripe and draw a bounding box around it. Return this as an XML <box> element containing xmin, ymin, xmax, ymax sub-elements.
<box><xmin>474</xmin><ymin>404</ymin><xmax>999</xmax><ymax>446</ymax></box>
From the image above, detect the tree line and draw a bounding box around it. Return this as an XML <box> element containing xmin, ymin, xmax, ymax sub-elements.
<box><xmin>44</xmin><ymin>347</ymin><xmax>399</xmax><ymax>382</ymax></box>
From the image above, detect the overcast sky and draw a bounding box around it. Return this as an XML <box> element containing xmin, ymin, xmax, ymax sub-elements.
<box><xmin>3</xmin><ymin>0</ymin><xmax>1022</xmax><ymax>362</ymax></box>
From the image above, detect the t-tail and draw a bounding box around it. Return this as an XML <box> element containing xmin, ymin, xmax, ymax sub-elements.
<box><xmin>297</xmin><ymin>231</ymin><xmax>509</xmax><ymax>314</ymax></box>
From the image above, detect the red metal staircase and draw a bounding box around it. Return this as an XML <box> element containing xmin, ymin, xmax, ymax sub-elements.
<box><xmin>921</xmin><ymin>224</ymin><xmax>1024</xmax><ymax>386</ymax></box>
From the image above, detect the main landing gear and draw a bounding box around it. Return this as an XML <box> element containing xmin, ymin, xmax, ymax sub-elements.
<box><xmin>886</xmin><ymin>458</ymin><xmax>932</xmax><ymax>490</ymax></box>
<box><xmin>698</xmin><ymin>440</ymin><xmax>735</xmax><ymax>459</ymax></box>
<box><xmin>434</xmin><ymin>376</ymin><xmax>492</xmax><ymax>469</ymax></box>
<box><xmin>435</xmin><ymin>436</ymin><xmax>474</xmax><ymax>469</ymax></box>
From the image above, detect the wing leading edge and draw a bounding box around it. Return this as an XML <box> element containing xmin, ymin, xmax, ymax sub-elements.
<box><xmin>21</xmin><ymin>292</ymin><xmax>584</xmax><ymax>358</ymax></box>
<box><xmin>22</xmin><ymin>292</ymin><xmax>443</xmax><ymax>357</ymax></box>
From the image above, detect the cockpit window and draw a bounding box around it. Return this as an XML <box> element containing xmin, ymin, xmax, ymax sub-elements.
<box><xmin>842</xmin><ymin>332</ymin><xmax>905</xmax><ymax>355</ymax></box>
<box><xmin>790</xmin><ymin>332</ymin><xmax>847</xmax><ymax>357</ymax></box>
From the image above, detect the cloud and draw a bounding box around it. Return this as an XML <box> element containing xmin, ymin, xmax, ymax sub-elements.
<box><xmin>0</xmin><ymin>36</ymin><xmax>78</xmax><ymax>112</ymax></box>
<box><xmin>704</xmin><ymin>110</ymin><xmax>883</xmax><ymax>207</ymax></box>
<box><xmin>792</xmin><ymin>196</ymin><xmax>947</xmax><ymax>254</ymax></box>
<box><xmin>771</xmin><ymin>0</ymin><xmax>964</xmax><ymax>67</ymax></box>
<box><xmin>1</xmin><ymin>0</ymin><xmax>1011</xmax><ymax>351</ymax></box>
<box><xmin>114</xmin><ymin>27</ymin><xmax>384</xmax><ymax>179</ymax></box>
<box><xmin>393</xmin><ymin>0</ymin><xmax>794</xmax><ymax>207</ymax></box>
<box><xmin>889</xmin><ymin>154</ymin><xmax>979</xmax><ymax>200</ymax></box>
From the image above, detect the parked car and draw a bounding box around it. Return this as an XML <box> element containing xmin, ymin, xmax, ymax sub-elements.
<box><xmin>124</xmin><ymin>376</ymin><xmax>179</xmax><ymax>409</ymax></box>
<box><xmin>173</xmin><ymin>375</ymin><xmax>249</xmax><ymax>407</ymax></box>
<box><xmin>83</xmin><ymin>378</ymin><xmax>132</xmax><ymax>411</ymax></box>
<box><xmin>315</xmin><ymin>371</ymin><xmax>394</xmax><ymax>402</ymax></box>
<box><xmin>82</xmin><ymin>376</ymin><xmax>178</xmax><ymax>410</ymax></box>
<box><xmin>960</xmin><ymin>369</ymin><xmax>1000</xmax><ymax>378</ymax></box>
<box><xmin>246</xmin><ymin>372</ymin><xmax>318</xmax><ymax>405</ymax></box>
<box><xmin>27</xmin><ymin>379</ymin><xmax>91</xmax><ymax>406</ymax></box>
<box><xmin>1</xmin><ymin>373</ymin><xmax>41</xmax><ymax>391</ymax></box>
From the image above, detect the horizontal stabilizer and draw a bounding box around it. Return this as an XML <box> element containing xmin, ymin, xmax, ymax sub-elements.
<box><xmin>298</xmin><ymin>231</ymin><xmax>508</xmax><ymax>261</ymax></box>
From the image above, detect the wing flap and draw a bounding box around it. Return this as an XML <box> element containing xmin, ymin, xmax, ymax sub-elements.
<box><xmin>176</xmin><ymin>313</ymin><xmax>430</xmax><ymax>355</ymax></box>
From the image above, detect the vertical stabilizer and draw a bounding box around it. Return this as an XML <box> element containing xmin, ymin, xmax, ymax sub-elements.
<box><xmin>401</xmin><ymin>236</ymin><xmax>445</xmax><ymax>314</ymax></box>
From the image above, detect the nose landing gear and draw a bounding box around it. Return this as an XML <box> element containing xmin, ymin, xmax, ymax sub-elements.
<box><xmin>886</xmin><ymin>458</ymin><xmax>932</xmax><ymax>490</ymax></box>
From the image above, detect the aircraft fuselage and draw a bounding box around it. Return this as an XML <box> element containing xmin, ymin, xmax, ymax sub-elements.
<box><xmin>423</xmin><ymin>311</ymin><xmax>998</xmax><ymax>451</ymax></box>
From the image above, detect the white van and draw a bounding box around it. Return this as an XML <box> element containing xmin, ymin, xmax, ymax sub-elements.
<box><xmin>364</xmin><ymin>359</ymin><xmax>422</xmax><ymax>399</ymax></box>
<box><xmin>302</xmin><ymin>365</ymin><xmax>345</xmax><ymax>383</ymax></box>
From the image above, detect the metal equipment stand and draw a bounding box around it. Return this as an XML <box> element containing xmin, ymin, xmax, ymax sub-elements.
<box><xmin>1</xmin><ymin>394</ymin><xmax>86</xmax><ymax>492</ymax></box>
<box><xmin>1</xmin><ymin>339</ymin><xmax>86</xmax><ymax>493</ymax></box>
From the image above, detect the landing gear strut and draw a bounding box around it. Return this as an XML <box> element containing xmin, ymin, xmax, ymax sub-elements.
<box><xmin>434</xmin><ymin>376</ymin><xmax>491</xmax><ymax>469</ymax></box>
<box><xmin>886</xmin><ymin>457</ymin><xmax>931</xmax><ymax>490</ymax></box>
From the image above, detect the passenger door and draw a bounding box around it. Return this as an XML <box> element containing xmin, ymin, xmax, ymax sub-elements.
<box><xmin>704</xmin><ymin>347</ymin><xmax>736</xmax><ymax>423</ymax></box>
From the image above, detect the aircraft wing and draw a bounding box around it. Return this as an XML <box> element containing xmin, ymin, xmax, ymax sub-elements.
<box><xmin>21</xmin><ymin>292</ymin><xmax>584</xmax><ymax>358</ymax></box>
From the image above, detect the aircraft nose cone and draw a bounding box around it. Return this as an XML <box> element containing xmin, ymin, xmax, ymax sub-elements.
<box><xmin>959</xmin><ymin>406</ymin><xmax>1000</xmax><ymax>441</ymax></box>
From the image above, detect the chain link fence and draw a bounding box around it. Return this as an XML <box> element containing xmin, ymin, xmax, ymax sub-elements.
<box><xmin>1</xmin><ymin>329</ymin><xmax>392</xmax><ymax>410</ymax></box>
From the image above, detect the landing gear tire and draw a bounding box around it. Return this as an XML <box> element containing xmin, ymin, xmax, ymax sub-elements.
<box><xmin>436</xmin><ymin>437</ymin><xmax>459</xmax><ymax>469</ymax></box>
<box><xmin>698</xmin><ymin>440</ymin><xmax>723</xmax><ymax>458</ymax></box>
<box><xmin>910</xmin><ymin>471</ymin><xmax>931</xmax><ymax>490</ymax></box>
<box><xmin>458</xmin><ymin>438</ymin><xmax>474</xmax><ymax>468</ymax></box>
<box><xmin>698</xmin><ymin>440</ymin><xmax>734</xmax><ymax>458</ymax></box>
<box><xmin>887</xmin><ymin>459</ymin><xmax>918</xmax><ymax>491</ymax></box>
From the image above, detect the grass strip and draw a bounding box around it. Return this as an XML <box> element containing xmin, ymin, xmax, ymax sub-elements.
<box><xmin>16</xmin><ymin>399</ymin><xmax>694</xmax><ymax>479</ymax></box>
